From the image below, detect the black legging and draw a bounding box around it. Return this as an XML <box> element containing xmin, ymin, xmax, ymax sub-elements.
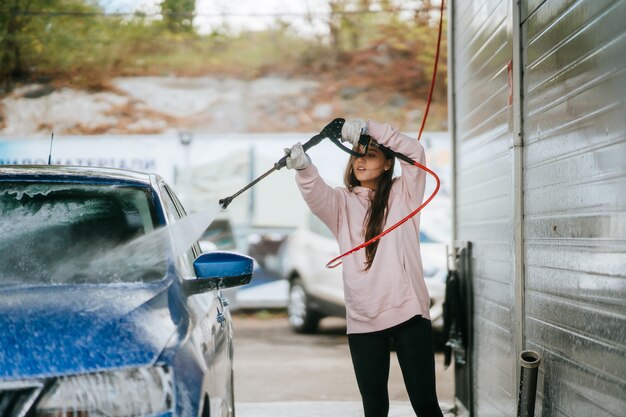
<box><xmin>347</xmin><ymin>315</ymin><xmax>444</xmax><ymax>417</ymax></box>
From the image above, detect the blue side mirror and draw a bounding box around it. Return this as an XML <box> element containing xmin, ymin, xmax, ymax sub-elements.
<box><xmin>184</xmin><ymin>252</ymin><xmax>253</xmax><ymax>295</ymax></box>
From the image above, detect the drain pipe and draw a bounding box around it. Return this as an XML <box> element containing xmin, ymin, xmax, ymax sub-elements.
<box><xmin>517</xmin><ymin>350</ymin><xmax>541</xmax><ymax>417</ymax></box>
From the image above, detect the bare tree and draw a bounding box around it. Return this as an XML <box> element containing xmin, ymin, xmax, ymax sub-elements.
<box><xmin>1</xmin><ymin>0</ymin><xmax>31</xmax><ymax>92</ymax></box>
<box><xmin>160</xmin><ymin>0</ymin><xmax>196</xmax><ymax>33</ymax></box>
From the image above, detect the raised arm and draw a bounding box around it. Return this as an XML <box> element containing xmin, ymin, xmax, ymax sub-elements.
<box><xmin>367</xmin><ymin>120</ymin><xmax>426</xmax><ymax>203</ymax></box>
<box><xmin>295</xmin><ymin>164</ymin><xmax>342</xmax><ymax>236</ymax></box>
<box><xmin>284</xmin><ymin>142</ymin><xmax>342</xmax><ymax>236</ymax></box>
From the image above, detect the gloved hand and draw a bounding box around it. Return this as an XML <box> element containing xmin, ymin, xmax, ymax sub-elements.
<box><xmin>341</xmin><ymin>119</ymin><xmax>368</xmax><ymax>147</ymax></box>
<box><xmin>284</xmin><ymin>142</ymin><xmax>311</xmax><ymax>170</ymax></box>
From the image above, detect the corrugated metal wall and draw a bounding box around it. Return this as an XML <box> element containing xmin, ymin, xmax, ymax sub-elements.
<box><xmin>452</xmin><ymin>0</ymin><xmax>626</xmax><ymax>415</ymax></box>
<box><xmin>521</xmin><ymin>0</ymin><xmax>626</xmax><ymax>415</ymax></box>
<box><xmin>451</xmin><ymin>0</ymin><xmax>517</xmax><ymax>415</ymax></box>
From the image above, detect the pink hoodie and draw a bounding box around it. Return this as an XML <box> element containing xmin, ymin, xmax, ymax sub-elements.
<box><xmin>295</xmin><ymin>120</ymin><xmax>430</xmax><ymax>334</ymax></box>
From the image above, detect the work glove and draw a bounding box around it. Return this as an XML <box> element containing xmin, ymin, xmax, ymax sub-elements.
<box><xmin>284</xmin><ymin>142</ymin><xmax>311</xmax><ymax>170</ymax></box>
<box><xmin>341</xmin><ymin>119</ymin><xmax>368</xmax><ymax>147</ymax></box>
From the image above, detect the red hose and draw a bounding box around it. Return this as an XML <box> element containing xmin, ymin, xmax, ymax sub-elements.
<box><xmin>417</xmin><ymin>0</ymin><xmax>445</xmax><ymax>143</ymax></box>
<box><xmin>326</xmin><ymin>0</ymin><xmax>445</xmax><ymax>269</ymax></box>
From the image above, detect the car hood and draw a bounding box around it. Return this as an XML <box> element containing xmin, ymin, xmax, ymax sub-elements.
<box><xmin>0</xmin><ymin>283</ymin><xmax>179</xmax><ymax>380</ymax></box>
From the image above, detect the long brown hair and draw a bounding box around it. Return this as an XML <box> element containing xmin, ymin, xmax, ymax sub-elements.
<box><xmin>343</xmin><ymin>139</ymin><xmax>396</xmax><ymax>270</ymax></box>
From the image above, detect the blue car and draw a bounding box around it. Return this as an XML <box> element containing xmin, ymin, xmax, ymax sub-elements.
<box><xmin>0</xmin><ymin>165</ymin><xmax>252</xmax><ymax>417</ymax></box>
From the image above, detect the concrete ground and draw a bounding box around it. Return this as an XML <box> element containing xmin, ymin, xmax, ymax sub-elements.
<box><xmin>232</xmin><ymin>314</ymin><xmax>455</xmax><ymax>416</ymax></box>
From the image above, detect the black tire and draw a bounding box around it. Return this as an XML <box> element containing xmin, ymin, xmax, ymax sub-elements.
<box><xmin>288</xmin><ymin>277</ymin><xmax>321</xmax><ymax>334</ymax></box>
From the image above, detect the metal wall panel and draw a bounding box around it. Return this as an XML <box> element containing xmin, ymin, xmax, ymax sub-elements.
<box><xmin>452</xmin><ymin>0</ymin><xmax>517</xmax><ymax>415</ymax></box>
<box><xmin>522</xmin><ymin>0</ymin><xmax>626</xmax><ymax>416</ymax></box>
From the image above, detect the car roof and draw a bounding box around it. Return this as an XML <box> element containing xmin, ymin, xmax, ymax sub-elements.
<box><xmin>0</xmin><ymin>165</ymin><xmax>159</xmax><ymax>185</ymax></box>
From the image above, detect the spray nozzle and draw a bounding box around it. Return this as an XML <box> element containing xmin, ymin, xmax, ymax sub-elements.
<box><xmin>218</xmin><ymin>196</ymin><xmax>233</xmax><ymax>209</ymax></box>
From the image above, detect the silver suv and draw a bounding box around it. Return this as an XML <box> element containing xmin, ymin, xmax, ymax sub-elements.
<box><xmin>279</xmin><ymin>212</ymin><xmax>446</xmax><ymax>334</ymax></box>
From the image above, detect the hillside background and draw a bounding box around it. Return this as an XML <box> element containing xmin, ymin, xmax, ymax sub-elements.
<box><xmin>0</xmin><ymin>0</ymin><xmax>448</xmax><ymax>135</ymax></box>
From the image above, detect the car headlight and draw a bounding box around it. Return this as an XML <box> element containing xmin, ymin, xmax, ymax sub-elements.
<box><xmin>36</xmin><ymin>366</ymin><xmax>173</xmax><ymax>417</ymax></box>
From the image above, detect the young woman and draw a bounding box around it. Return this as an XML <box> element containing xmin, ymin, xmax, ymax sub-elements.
<box><xmin>284</xmin><ymin>119</ymin><xmax>444</xmax><ymax>417</ymax></box>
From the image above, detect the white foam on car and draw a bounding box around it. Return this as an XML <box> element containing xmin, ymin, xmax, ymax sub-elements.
<box><xmin>91</xmin><ymin>202</ymin><xmax>223</xmax><ymax>279</ymax></box>
<box><xmin>0</xmin><ymin>183</ymin><xmax>223</xmax><ymax>284</ymax></box>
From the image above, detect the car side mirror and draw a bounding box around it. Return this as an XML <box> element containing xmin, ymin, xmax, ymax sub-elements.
<box><xmin>184</xmin><ymin>252</ymin><xmax>253</xmax><ymax>296</ymax></box>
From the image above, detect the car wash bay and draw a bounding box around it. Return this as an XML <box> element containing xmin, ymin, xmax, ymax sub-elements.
<box><xmin>231</xmin><ymin>314</ymin><xmax>455</xmax><ymax>416</ymax></box>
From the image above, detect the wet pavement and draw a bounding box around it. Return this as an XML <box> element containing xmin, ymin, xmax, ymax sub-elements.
<box><xmin>232</xmin><ymin>314</ymin><xmax>455</xmax><ymax>416</ymax></box>
<box><xmin>237</xmin><ymin>401</ymin><xmax>439</xmax><ymax>416</ymax></box>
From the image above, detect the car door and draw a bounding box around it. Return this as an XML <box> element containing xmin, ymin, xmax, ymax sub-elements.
<box><xmin>160</xmin><ymin>185</ymin><xmax>230</xmax><ymax>415</ymax></box>
<box><xmin>305</xmin><ymin>213</ymin><xmax>344</xmax><ymax>305</ymax></box>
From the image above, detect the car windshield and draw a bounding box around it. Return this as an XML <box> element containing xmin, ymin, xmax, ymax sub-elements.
<box><xmin>0</xmin><ymin>181</ymin><xmax>166</xmax><ymax>285</ymax></box>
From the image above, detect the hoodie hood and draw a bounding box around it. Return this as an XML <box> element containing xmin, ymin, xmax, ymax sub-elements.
<box><xmin>351</xmin><ymin>186</ymin><xmax>376</xmax><ymax>200</ymax></box>
<box><xmin>0</xmin><ymin>282</ymin><xmax>179</xmax><ymax>380</ymax></box>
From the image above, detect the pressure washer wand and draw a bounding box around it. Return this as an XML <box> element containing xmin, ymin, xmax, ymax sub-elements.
<box><xmin>272</xmin><ymin>131</ymin><xmax>326</xmax><ymax>171</ymax></box>
<box><xmin>218</xmin><ymin>165</ymin><xmax>277</xmax><ymax>210</ymax></box>
<box><xmin>219</xmin><ymin>119</ymin><xmax>345</xmax><ymax>209</ymax></box>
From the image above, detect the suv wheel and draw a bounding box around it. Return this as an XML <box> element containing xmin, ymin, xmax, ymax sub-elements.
<box><xmin>288</xmin><ymin>277</ymin><xmax>320</xmax><ymax>334</ymax></box>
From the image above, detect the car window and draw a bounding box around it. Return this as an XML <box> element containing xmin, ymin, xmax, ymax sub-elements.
<box><xmin>160</xmin><ymin>184</ymin><xmax>181</xmax><ymax>224</ymax></box>
<box><xmin>0</xmin><ymin>181</ymin><xmax>165</xmax><ymax>285</ymax></box>
<box><xmin>200</xmin><ymin>219</ymin><xmax>236</xmax><ymax>250</ymax></box>
<box><xmin>161</xmin><ymin>184</ymin><xmax>201</xmax><ymax>273</ymax></box>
